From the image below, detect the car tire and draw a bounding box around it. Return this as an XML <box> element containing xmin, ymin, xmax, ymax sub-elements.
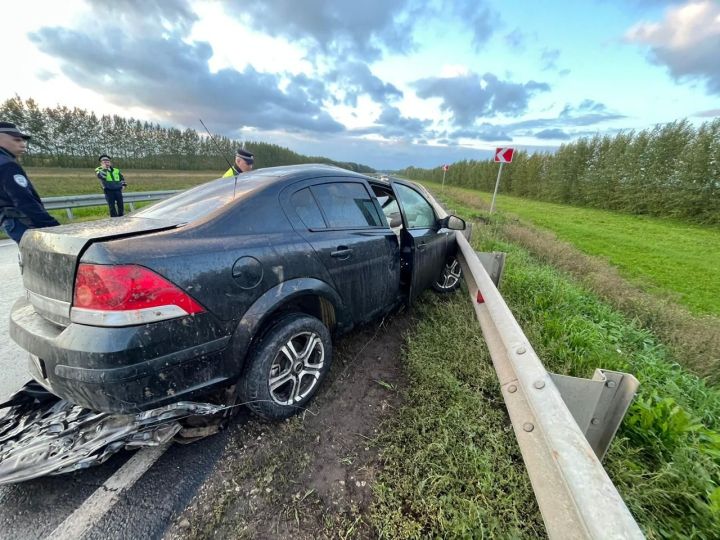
<box><xmin>239</xmin><ymin>313</ymin><xmax>332</xmax><ymax>421</ymax></box>
<box><xmin>432</xmin><ymin>256</ymin><xmax>462</xmax><ymax>293</ymax></box>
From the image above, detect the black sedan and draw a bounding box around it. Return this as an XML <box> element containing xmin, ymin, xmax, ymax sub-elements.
<box><xmin>10</xmin><ymin>165</ymin><xmax>465</xmax><ymax>420</ymax></box>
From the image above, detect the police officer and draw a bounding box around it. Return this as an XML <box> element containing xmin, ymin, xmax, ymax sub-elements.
<box><xmin>222</xmin><ymin>148</ymin><xmax>254</xmax><ymax>177</ymax></box>
<box><xmin>0</xmin><ymin>122</ymin><xmax>59</xmax><ymax>243</ymax></box>
<box><xmin>95</xmin><ymin>154</ymin><xmax>127</xmax><ymax>217</ymax></box>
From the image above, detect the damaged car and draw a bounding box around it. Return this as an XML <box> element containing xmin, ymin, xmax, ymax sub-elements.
<box><xmin>8</xmin><ymin>164</ymin><xmax>465</xmax><ymax>426</ymax></box>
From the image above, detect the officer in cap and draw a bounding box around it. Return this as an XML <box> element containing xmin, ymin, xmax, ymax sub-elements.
<box><xmin>95</xmin><ymin>154</ymin><xmax>127</xmax><ymax>217</ymax></box>
<box><xmin>222</xmin><ymin>148</ymin><xmax>254</xmax><ymax>177</ymax></box>
<box><xmin>0</xmin><ymin>121</ymin><xmax>59</xmax><ymax>243</ymax></box>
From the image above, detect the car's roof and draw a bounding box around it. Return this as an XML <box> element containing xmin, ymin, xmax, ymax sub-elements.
<box><xmin>237</xmin><ymin>163</ymin><xmax>369</xmax><ymax>187</ymax></box>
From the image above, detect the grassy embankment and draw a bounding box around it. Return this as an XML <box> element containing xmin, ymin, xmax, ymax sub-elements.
<box><xmin>428</xmin><ymin>183</ymin><xmax>720</xmax><ymax>384</ymax></box>
<box><xmin>370</xmin><ymin>213</ymin><xmax>720</xmax><ymax>538</ymax></box>
<box><xmin>434</xmin><ymin>185</ymin><xmax>720</xmax><ymax>317</ymax></box>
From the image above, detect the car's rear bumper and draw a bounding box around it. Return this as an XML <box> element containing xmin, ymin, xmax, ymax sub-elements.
<box><xmin>10</xmin><ymin>297</ymin><xmax>235</xmax><ymax>413</ymax></box>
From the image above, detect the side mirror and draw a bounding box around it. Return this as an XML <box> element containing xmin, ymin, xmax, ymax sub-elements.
<box><xmin>439</xmin><ymin>215</ymin><xmax>466</xmax><ymax>230</ymax></box>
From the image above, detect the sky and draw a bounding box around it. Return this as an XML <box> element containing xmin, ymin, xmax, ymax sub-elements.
<box><xmin>3</xmin><ymin>0</ymin><xmax>720</xmax><ymax>170</ymax></box>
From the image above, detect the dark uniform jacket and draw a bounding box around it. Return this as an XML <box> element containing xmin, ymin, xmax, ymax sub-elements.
<box><xmin>0</xmin><ymin>146</ymin><xmax>59</xmax><ymax>228</ymax></box>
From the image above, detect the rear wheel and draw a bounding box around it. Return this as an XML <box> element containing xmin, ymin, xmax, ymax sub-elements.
<box><xmin>239</xmin><ymin>313</ymin><xmax>332</xmax><ymax>420</ymax></box>
<box><xmin>432</xmin><ymin>256</ymin><xmax>462</xmax><ymax>293</ymax></box>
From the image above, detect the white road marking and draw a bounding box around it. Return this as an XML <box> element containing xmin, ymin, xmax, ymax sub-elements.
<box><xmin>47</xmin><ymin>444</ymin><xmax>170</xmax><ymax>540</ymax></box>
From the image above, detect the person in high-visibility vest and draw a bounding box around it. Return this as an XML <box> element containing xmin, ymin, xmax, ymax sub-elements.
<box><xmin>95</xmin><ymin>154</ymin><xmax>127</xmax><ymax>217</ymax></box>
<box><xmin>222</xmin><ymin>148</ymin><xmax>254</xmax><ymax>177</ymax></box>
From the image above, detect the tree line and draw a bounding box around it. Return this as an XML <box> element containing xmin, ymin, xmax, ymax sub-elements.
<box><xmin>401</xmin><ymin>119</ymin><xmax>720</xmax><ymax>225</ymax></box>
<box><xmin>0</xmin><ymin>96</ymin><xmax>374</xmax><ymax>173</ymax></box>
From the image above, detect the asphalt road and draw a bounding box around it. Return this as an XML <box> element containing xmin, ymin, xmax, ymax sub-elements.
<box><xmin>0</xmin><ymin>239</ymin><xmax>229</xmax><ymax>539</ymax></box>
<box><xmin>0</xmin><ymin>240</ymin><xmax>32</xmax><ymax>401</ymax></box>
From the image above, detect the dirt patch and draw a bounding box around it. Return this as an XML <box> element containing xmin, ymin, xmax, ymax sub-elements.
<box><xmin>164</xmin><ymin>309</ymin><xmax>412</xmax><ymax>540</ymax></box>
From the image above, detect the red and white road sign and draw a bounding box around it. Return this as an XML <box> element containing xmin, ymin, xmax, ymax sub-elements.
<box><xmin>442</xmin><ymin>164</ymin><xmax>449</xmax><ymax>171</ymax></box>
<box><xmin>494</xmin><ymin>147</ymin><xmax>515</xmax><ymax>163</ymax></box>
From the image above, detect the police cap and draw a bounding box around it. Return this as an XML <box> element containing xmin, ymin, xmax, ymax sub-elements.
<box><xmin>236</xmin><ymin>148</ymin><xmax>254</xmax><ymax>164</ymax></box>
<box><xmin>99</xmin><ymin>154</ymin><xmax>111</xmax><ymax>162</ymax></box>
<box><xmin>0</xmin><ymin>122</ymin><xmax>31</xmax><ymax>140</ymax></box>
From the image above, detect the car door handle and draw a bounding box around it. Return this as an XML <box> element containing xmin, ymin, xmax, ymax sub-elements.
<box><xmin>417</xmin><ymin>242</ymin><xmax>427</xmax><ymax>251</ymax></box>
<box><xmin>330</xmin><ymin>247</ymin><xmax>353</xmax><ymax>259</ymax></box>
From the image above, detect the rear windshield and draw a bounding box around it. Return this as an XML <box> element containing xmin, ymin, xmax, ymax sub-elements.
<box><xmin>134</xmin><ymin>175</ymin><xmax>264</xmax><ymax>222</ymax></box>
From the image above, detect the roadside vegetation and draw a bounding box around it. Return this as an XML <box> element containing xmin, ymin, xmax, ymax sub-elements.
<box><xmin>371</xmin><ymin>218</ymin><xmax>720</xmax><ymax>538</ymax></box>
<box><xmin>430</xmin><ymin>183</ymin><xmax>720</xmax><ymax>384</ymax></box>
<box><xmin>473</xmin><ymin>190</ymin><xmax>720</xmax><ymax>316</ymax></box>
<box><xmin>2</xmin><ymin>96</ymin><xmax>374</xmax><ymax>172</ymax></box>
<box><xmin>402</xmin><ymin>118</ymin><xmax>720</xmax><ymax>225</ymax></box>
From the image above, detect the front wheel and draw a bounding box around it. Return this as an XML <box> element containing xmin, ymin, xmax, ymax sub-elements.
<box><xmin>432</xmin><ymin>256</ymin><xmax>462</xmax><ymax>293</ymax></box>
<box><xmin>239</xmin><ymin>313</ymin><xmax>332</xmax><ymax>420</ymax></box>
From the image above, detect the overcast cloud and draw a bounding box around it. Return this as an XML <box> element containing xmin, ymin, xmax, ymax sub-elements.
<box><xmin>5</xmin><ymin>0</ymin><xmax>716</xmax><ymax>169</ymax></box>
<box><xmin>413</xmin><ymin>73</ymin><xmax>550</xmax><ymax>126</ymax></box>
<box><xmin>30</xmin><ymin>27</ymin><xmax>344</xmax><ymax>134</ymax></box>
<box><xmin>626</xmin><ymin>0</ymin><xmax>720</xmax><ymax>94</ymax></box>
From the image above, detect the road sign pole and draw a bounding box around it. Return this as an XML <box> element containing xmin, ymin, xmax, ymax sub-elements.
<box><xmin>490</xmin><ymin>162</ymin><xmax>504</xmax><ymax>214</ymax></box>
<box><xmin>442</xmin><ymin>168</ymin><xmax>447</xmax><ymax>192</ymax></box>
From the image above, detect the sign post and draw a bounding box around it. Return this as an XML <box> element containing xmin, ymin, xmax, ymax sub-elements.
<box><xmin>441</xmin><ymin>164</ymin><xmax>449</xmax><ymax>192</ymax></box>
<box><xmin>490</xmin><ymin>147</ymin><xmax>514</xmax><ymax>214</ymax></box>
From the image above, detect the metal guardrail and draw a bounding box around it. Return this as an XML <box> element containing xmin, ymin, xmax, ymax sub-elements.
<box><xmin>456</xmin><ymin>232</ymin><xmax>643</xmax><ymax>539</ymax></box>
<box><xmin>42</xmin><ymin>190</ymin><xmax>180</xmax><ymax>219</ymax></box>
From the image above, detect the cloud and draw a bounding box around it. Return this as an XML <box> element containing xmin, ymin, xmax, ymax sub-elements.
<box><xmin>449</xmin><ymin>0</ymin><xmax>498</xmax><ymax>50</ymax></box>
<box><xmin>412</xmin><ymin>72</ymin><xmax>550</xmax><ymax>126</ymax></box>
<box><xmin>233</xmin><ymin>0</ymin><xmax>421</xmax><ymax>62</ymax></box>
<box><xmin>374</xmin><ymin>106</ymin><xmax>433</xmax><ymax>138</ymax></box>
<box><xmin>541</xmin><ymin>48</ymin><xmax>561</xmax><ymax>71</ymax></box>
<box><xmin>625</xmin><ymin>0</ymin><xmax>720</xmax><ymax>94</ymax></box>
<box><xmin>348</xmin><ymin>105</ymin><xmax>432</xmax><ymax>140</ymax></box>
<box><xmin>233</xmin><ymin>0</ymin><xmax>499</xmax><ymax>63</ymax></box>
<box><xmin>694</xmin><ymin>109</ymin><xmax>720</xmax><ymax>118</ymax></box>
<box><xmin>534</xmin><ymin>128</ymin><xmax>571</xmax><ymax>140</ymax></box>
<box><xmin>87</xmin><ymin>0</ymin><xmax>198</xmax><ymax>36</ymax></box>
<box><xmin>29</xmin><ymin>27</ymin><xmax>344</xmax><ymax>134</ymax></box>
<box><xmin>504</xmin><ymin>28</ymin><xmax>527</xmax><ymax>51</ymax></box>
<box><xmin>449</xmin><ymin>100</ymin><xmax>625</xmax><ymax>142</ymax></box>
<box><xmin>452</xmin><ymin>125</ymin><xmax>513</xmax><ymax>142</ymax></box>
<box><xmin>328</xmin><ymin>62</ymin><xmax>403</xmax><ymax>107</ymax></box>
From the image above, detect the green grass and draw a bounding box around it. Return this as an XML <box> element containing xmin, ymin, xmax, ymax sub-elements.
<box><xmin>26</xmin><ymin>167</ymin><xmax>218</xmax><ymax>196</ymax></box>
<box><xmin>371</xmin><ymin>223</ymin><xmax>720</xmax><ymax>538</ymax></box>
<box><xmin>427</xmin><ymin>183</ymin><xmax>720</xmax><ymax>317</ymax></box>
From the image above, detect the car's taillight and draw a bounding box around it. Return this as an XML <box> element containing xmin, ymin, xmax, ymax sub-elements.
<box><xmin>70</xmin><ymin>264</ymin><xmax>205</xmax><ymax>326</ymax></box>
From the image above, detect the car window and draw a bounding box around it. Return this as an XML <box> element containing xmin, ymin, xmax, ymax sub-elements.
<box><xmin>311</xmin><ymin>182</ymin><xmax>384</xmax><ymax>228</ymax></box>
<box><xmin>291</xmin><ymin>188</ymin><xmax>327</xmax><ymax>229</ymax></box>
<box><xmin>371</xmin><ymin>186</ymin><xmax>402</xmax><ymax>229</ymax></box>
<box><xmin>394</xmin><ymin>183</ymin><xmax>436</xmax><ymax>229</ymax></box>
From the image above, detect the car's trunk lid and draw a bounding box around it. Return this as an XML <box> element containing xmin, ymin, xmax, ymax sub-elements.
<box><xmin>19</xmin><ymin>217</ymin><xmax>181</xmax><ymax>326</ymax></box>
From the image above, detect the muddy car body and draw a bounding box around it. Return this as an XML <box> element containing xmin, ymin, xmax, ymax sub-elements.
<box><xmin>10</xmin><ymin>165</ymin><xmax>464</xmax><ymax>419</ymax></box>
